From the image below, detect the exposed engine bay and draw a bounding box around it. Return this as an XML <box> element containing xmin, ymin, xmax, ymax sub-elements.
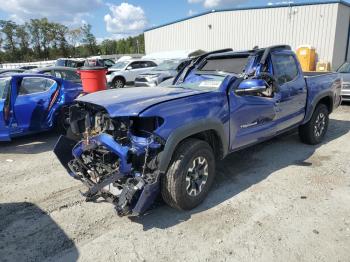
<box><xmin>54</xmin><ymin>102</ymin><xmax>165</xmax><ymax>216</ymax></box>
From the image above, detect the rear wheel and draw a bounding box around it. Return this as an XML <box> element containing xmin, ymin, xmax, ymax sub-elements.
<box><xmin>161</xmin><ymin>138</ymin><xmax>216</xmax><ymax>210</ymax></box>
<box><xmin>112</xmin><ymin>77</ymin><xmax>125</xmax><ymax>88</ymax></box>
<box><xmin>299</xmin><ymin>103</ymin><xmax>329</xmax><ymax>145</ymax></box>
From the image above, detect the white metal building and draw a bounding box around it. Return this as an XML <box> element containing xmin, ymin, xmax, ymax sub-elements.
<box><xmin>144</xmin><ymin>0</ymin><xmax>350</xmax><ymax>70</ymax></box>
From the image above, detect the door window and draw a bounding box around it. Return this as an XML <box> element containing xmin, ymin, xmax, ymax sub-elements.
<box><xmin>129</xmin><ymin>62</ymin><xmax>141</xmax><ymax>69</ymax></box>
<box><xmin>18</xmin><ymin>77</ymin><xmax>56</xmax><ymax>95</ymax></box>
<box><xmin>144</xmin><ymin>61</ymin><xmax>157</xmax><ymax>67</ymax></box>
<box><xmin>271</xmin><ymin>54</ymin><xmax>299</xmax><ymax>85</ymax></box>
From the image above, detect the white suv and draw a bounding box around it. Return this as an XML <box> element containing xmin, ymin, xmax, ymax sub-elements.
<box><xmin>106</xmin><ymin>59</ymin><xmax>158</xmax><ymax>88</ymax></box>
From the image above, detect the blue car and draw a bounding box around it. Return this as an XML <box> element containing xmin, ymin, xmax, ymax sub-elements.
<box><xmin>0</xmin><ymin>74</ymin><xmax>82</xmax><ymax>141</ymax></box>
<box><xmin>54</xmin><ymin>45</ymin><xmax>341</xmax><ymax>216</ymax></box>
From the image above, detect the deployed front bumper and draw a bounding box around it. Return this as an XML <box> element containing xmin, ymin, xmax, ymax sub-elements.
<box><xmin>54</xmin><ymin>134</ymin><xmax>161</xmax><ymax>216</ymax></box>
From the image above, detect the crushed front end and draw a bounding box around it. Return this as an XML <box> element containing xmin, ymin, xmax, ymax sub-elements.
<box><xmin>54</xmin><ymin>103</ymin><xmax>165</xmax><ymax>216</ymax></box>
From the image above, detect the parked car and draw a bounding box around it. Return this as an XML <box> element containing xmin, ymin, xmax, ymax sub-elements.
<box><xmin>106</xmin><ymin>59</ymin><xmax>158</xmax><ymax>88</ymax></box>
<box><xmin>28</xmin><ymin>66</ymin><xmax>81</xmax><ymax>83</ymax></box>
<box><xmin>84</xmin><ymin>57</ymin><xmax>115</xmax><ymax>68</ymax></box>
<box><xmin>135</xmin><ymin>59</ymin><xmax>190</xmax><ymax>87</ymax></box>
<box><xmin>0</xmin><ymin>74</ymin><xmax>82</xmax><ymax>141</ymax></box>
<box><xmin>337</xmin><ymin>61</ymin><xmax>350</xmax><ymax>101</ymax></box>
<box><xmin>55</xmin><ymin>58</ymin><xmax>85</xmax><ymax>68</ymax></box>
<box><xmin>19</xmin><ymin>65</ymin><xmax>38</xmax><ymax>70</ymax></box>
<box><xmin>54</xmin><ymin>45</ymin><xmax>341</xmax><ymax>216</ymax></box>
<box><xmin>0</xmin><ymin>69</ymin><xmax>25</xmax><ymax>75</ymax></box>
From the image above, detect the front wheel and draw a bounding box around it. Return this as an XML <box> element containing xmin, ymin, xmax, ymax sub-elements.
<box><xmin>299</xmin><ymin>104</ymin><xmax>329</xmax><ymax>145</ymax></box>
<box><xmin>112</xmin><ymin>77</ymin><xmax>125</xmax><ymax>88</ymax></box>
<box><xmin>161</xmin><ymin>138</ymin><xmax>216</xmax><ymax>210</ymax></box>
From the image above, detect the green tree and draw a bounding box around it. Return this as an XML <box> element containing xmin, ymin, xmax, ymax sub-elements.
<box><xmin>67</xmin><ymin>28</ymin><xmax>82</xmax><ymax>57</ymax></box>
<box><xmin>0</xmin><ymin>18</ymin><xmax>145</xmax><ymax>63</ymax></box>
<box><xmin>28</xmin><ymin>19</ymin><xmax>42</xmax><ymax>58</ymax></box>
<box><xmin>81</xmin><ymin>23</ymin><xmax>97</xmax><ymax>56</ymax></box>
<box><xmin>16</xmin><ymin>24</ymin><xmax>31</xmax><ymax>60</ymax></box>
<box><xmin>0</xmin><ymin>20</ymin><xmax>18</xmax><ymax>60</ymax></box>
<box><xmin>100</xmin><ymin>39</ymin><xmax>116</xmax><ymax>55</ymax></box>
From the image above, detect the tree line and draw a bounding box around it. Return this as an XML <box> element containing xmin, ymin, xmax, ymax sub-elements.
<box><xmin>0</xmin><ymin>18</ymin><xmax>145</xmax><ymax>63</ymax></box>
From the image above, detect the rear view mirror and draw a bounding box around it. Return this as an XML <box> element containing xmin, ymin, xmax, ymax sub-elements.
<box><xmin>126</xmin><ymin>66</ymin><xmax>132</xmax><ymax>70</ymax></box>
<box><xmin>235</xmin><ymin>79</ymin><xmax>267</xmax><ymax>95</ymax></box>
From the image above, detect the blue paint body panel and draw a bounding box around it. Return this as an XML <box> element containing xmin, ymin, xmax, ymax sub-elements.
<box><xmin>76</xmin><ymin>86</ymin><xmax>208</xmax><ymax>117</ymax></box>
<box><xmin>0</xmin><ymin>74</ymin><xmax>82</xmax><ymax>141</ymax></box>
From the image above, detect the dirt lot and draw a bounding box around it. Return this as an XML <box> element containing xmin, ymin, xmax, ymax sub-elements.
<box><xmin>1</xmin><ymin>105</ymin><xmax>350</xmax><ymax>262</ymax></box>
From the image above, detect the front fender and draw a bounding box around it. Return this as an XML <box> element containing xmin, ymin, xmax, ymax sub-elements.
<box><xmin>158</xmin><ymin>119</ymin><xmax>228</xmax><ymax>173</ymax></box>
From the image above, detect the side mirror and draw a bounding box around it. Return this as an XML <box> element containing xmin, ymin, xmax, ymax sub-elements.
<box><xmin>126</xmin><ymin>66</ymin><xmax>132</xmax><ymax>70</ymax></box>
<box><xmin>235</xmin><ymin>79</ymin><xmax>267</xmax><ymax>95</ymax></box>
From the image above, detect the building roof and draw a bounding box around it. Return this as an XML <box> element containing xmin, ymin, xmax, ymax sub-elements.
<box><xmin>144</xmin><ymin>0</ymin><xmax>350</xmax><ymax>32</ymax></box>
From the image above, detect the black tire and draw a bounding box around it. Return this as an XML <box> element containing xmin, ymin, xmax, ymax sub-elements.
<box><xmin>161</xmin><ymin>138</ymin><xmax>216</xmax><ymax>210</ymax></box>
<box><xmin>112</xmin><ymin>77</ymin><xmax>125</xmax><ymax>88</ymax></box>
<box><xmin>66</xmin><ymin>126</ymin><xmax>81</xmax><ymax>141</ymax></box>
<box><xmin>55</xmin><ymin>108</ymin><xmax>70</xmax><ymax>135</ymax></box>
<box><xmin>299</xmin><ymin>103</ymin><xmax>329</xmax><ymax>145</ymax></box>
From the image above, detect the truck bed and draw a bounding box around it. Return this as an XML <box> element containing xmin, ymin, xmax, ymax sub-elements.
<box><xmin>303</xmin><ymin>71</ymin><xmax>342</xmax><ymax>124</ymax></box>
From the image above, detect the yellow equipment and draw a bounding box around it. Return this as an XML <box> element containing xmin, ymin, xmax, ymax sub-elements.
<box><xmin>316</xmin><ymin>61</ymin><xmax>331</xmax><ymax>72</ymax></box>
<box><xmin>296</xmin><ymin>45</ymin><xmax>316</xmax><ymax>71</ymax></box>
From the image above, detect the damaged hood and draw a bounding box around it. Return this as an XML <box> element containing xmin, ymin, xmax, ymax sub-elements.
<box><xmin>77</xmin><ymin>86</ymin><xmax>207</xmax><ymax>117</ymax></box>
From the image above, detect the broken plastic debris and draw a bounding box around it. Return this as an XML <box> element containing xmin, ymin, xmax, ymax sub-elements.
<box><xmin>6</xmin><ymin>159</ymin><xmax>14</xmax><ymax>162</ymax></box>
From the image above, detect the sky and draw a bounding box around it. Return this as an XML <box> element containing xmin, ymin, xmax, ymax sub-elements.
<box><xmin>0</xmin><ymin>0</ymin><xmax>348</xmax><ymax>41</ymax></box>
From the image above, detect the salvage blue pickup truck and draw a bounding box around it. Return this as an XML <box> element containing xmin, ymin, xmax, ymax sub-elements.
<box><xmin>55</xmin><ymin>45</ymin><xmax>342</xmax><ymax>216</ymax></box>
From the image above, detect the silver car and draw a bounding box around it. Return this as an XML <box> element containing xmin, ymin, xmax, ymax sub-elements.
<box><xmin>134</xmin><ymin>59</ymin><xmax>189</xmax><ymax>87</ymax></box>
<box><xmin>337</xmin><ymin>62</ymin><xmax>350</xmax><ymax>101</ymax></box>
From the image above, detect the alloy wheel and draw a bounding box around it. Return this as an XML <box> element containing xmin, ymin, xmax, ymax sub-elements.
<box><xmin>314</xmin><ymin>112</ymin><xmax>326</xmax><ymax>137</ymax></box>
<box><xmin>185</xmin><ymin>156</ymin><xmax>209</xmax><ymax>197</ymax></box>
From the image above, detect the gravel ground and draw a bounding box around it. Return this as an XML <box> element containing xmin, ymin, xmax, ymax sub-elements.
<box><xmin>1</xmin><ymin>104</ymin><xmax>350</xmax><ymax>262</ymax></box>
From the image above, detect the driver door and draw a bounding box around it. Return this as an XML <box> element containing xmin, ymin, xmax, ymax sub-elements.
<box><xmin>229</xmin><ymin>90</ymin><xmax>278</xmax><ymax>150</ymax></box>
<box><xmin>0</xmin><ymin>78</ymin><xmax>12</xmax><ymax>141</ymax></box>
<box><xmin>13</xmin><ymin>77</ymin><xmax>58</xmax><ymax>133</ymax></box>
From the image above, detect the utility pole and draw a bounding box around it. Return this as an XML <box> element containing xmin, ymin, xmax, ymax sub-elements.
<box><xmin>136</xmin><ymin>39</ymin><xmax>140</xmax><ymax>54</ymax></box>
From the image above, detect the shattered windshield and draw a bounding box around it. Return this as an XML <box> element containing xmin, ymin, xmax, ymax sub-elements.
<box><xmin>0</xmin><ymin>78</ymin><xmax>10</xmax><ymax>99</ymax></box>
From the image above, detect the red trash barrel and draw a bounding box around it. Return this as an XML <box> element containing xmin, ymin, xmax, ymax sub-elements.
<box><xmin>77</xmin><ymin>67</ymin><xmax>107</xmax><ymax>93</ymax></box>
